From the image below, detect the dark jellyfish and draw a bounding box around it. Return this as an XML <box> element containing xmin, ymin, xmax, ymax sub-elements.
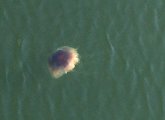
<box><xmin>48</xmin><ymin>46</ymin><xmax>79</xmax><ymax>78</ymax></box>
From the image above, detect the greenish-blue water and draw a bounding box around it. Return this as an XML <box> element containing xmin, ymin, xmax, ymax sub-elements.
<box><xmin>0</xmin><ymin>0</ymin><xmax>165</xmax><ymax>120</ymax></box>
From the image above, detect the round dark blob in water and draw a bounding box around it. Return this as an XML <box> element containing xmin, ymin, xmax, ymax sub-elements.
<box><xmin>48</xmin><ymin>50</ymin><xmax>70</xmax><ymax>68</ymax></box>
<box><xmin>48</xmin><ymin>46</ymin><xmax>79</xmax><ymax>78</ymax></box>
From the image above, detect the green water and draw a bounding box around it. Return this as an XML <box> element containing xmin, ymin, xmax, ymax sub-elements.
<box><xmin>0</xmin><ymin>0</ymin><xmax>165</xmax><ymax>120</ymax></box>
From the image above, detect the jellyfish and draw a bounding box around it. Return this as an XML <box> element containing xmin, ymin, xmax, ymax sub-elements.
<box><xmin>48</xmin><ymin>46</ymin><xmax>79</xmax><ymax>78</ymax></box>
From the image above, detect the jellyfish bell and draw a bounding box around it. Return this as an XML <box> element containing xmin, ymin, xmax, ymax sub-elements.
<box><xmin>48</xmin><ymin>46</ymin><xmax>79</xmax><ymax>78</ymax></box>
